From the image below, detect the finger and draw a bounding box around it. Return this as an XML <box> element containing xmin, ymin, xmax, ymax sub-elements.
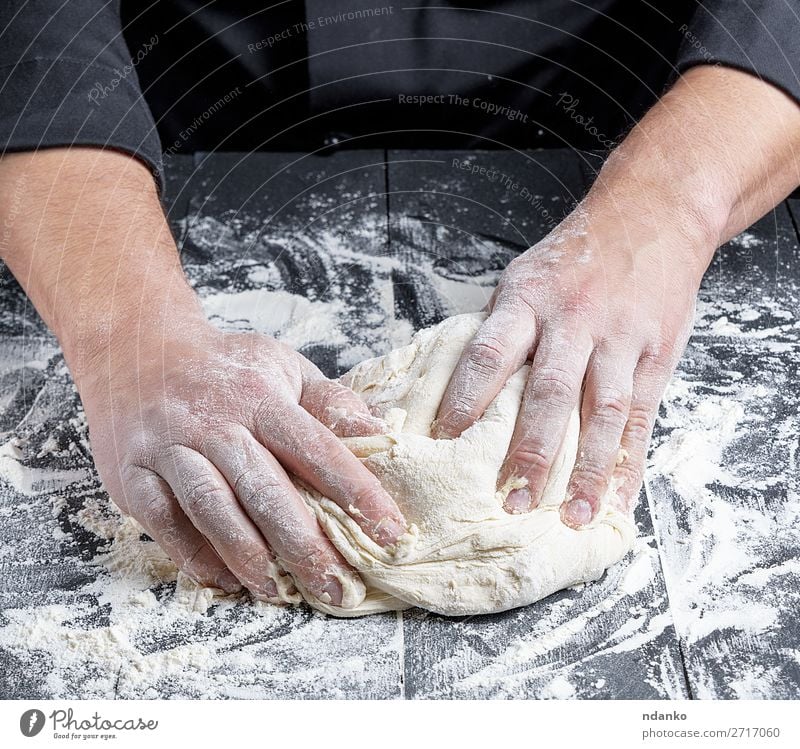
<box><xmin>299</xmin><ymin>367</ymin><xmax>389</xmax><ymax>437</ymax></box>
<box><xmin>561</xmin><ymin>347</ymin><xmax>637</xmax><ymax>529</ymax></box>
<box><xmin>433</xmin><ymin>303</ymin><xmax>537</xmax><ymax>439</ymax></box>
<box><xmin>157</xmin><ymin>446</ymin><xmax>285</xmax><ymax>602</ymax></box>
<box><xmin>125</xmin><ymin>468</ymin><xmax>241</xmax><ymax>593</ymax></box>
<box><xmin>254</xmin><ymin>402</ymin><xmax>408</xmax><ymax>547</ymax></box>
<box><xmin>613</xmin><ymin>354</ymin><xmax>670</xmax><ymax>514</ymax></box>
<box><xmin>204</xmin><ymin>426</ymin><xmax>365</xmax><ymax>608</ymax></box>
<box><xmin>482</xmin><ymin>285</ymin><xmax>500</xmax><ymax>313</ymax></box>
<box><xmin>498</xmin><ymin>327</ymin><xmax>593</xmax><ymax>513</ymax></box>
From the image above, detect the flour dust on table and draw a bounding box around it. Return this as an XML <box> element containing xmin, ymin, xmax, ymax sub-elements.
<box><xmin>3</xmin><ymin>161</ymin><xmax>796</xmax><ymax>697</ymax></box>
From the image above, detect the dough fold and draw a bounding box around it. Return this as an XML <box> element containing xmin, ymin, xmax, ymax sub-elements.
<box><xmin>294</xmin><ymin>313</ymin><xmax>636</xmax><ymax>617</ymax></box>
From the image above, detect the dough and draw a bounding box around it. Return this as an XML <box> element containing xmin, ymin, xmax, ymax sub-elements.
<box><xmin>298</xmin><ymin>313</ymin><xmax>636</xmax><ymax>617</ymax></box>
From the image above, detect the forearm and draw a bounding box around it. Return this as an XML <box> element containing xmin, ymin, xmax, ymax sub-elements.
<box><xmin>582</xmin><ymin>65</ymin><xmax>800</xmax><ymax>269</ymax></box>
<box><xmin>0</xmin><ymin>148</ymin><xmax>203</xmax><ymax>388</ymax></box>
<box><xmin>0</xmin><ymin>151</ymin><xmax>407</xmax><ymax>603</ymax></box>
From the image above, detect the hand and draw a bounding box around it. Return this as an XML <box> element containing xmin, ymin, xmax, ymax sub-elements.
<box><xmin>434</xmin><ymin>63</ymin><xmax>800</xmax><ymax>528</ymax></box>
<box><xmin>80</xmin><ymin>315</ymin><xmax>408</xmax><ymax>608</ymax></box>
<box><xmin>433</xmin><ymin>207</ymin><xmax>705</xmax><ymax>527</ymax></box>
<box><xmin>0</xmin><ymin>148</ymin><xmax>407</xmax><ymax>610</ymax></box>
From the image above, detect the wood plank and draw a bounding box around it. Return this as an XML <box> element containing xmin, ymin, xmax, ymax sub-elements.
<box><xmin>168</xmin><ymin>149</ymin><xmax>405</xmax><ymax>696</ymax></box>
<box><xmin>182</xmin><ymin>150</ymin><xmax>399</xmax><ymax>377</ymax></box>
<box><xmin>389</xmin><ymin>149</ymin><xmax>689</xmax><ymax>698</ymax></box>
<box><xmin>646</xmin><ymin>203</ymin><xmax>800</xmax><ymax>698</ymax></box>
<box><xmin>386</xmin><ymin>148</ymin><xmax>586</xmax><ymax>329</ymax></box>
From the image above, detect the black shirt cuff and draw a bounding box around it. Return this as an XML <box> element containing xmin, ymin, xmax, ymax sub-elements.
<box><xmin>676</xmin><ymin>0</ymin><xmax>800</xmax><ymax>105</ymax></box>
<box><xmin>0</xmin><ymin>57</ymin><xmax>164</xmax><ymax>193</ymax></box>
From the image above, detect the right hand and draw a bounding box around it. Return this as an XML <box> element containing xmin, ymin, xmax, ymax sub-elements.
<box><xmin>79</xmin><ymin>314</ymin><xmax>408</xmax><ymax>609</ymax></box>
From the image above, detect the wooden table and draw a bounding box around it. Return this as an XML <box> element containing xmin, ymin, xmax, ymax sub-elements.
<box><xmin>0</xmin><ymin>149</ymin><xmax>797</xmax><ymax>699</ymax></box>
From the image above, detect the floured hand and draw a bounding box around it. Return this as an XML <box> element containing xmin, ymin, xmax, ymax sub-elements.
<box><xmin>79</xmin><ymin>317</ymin><xmax>408</xmax><ymax>609</ymax></box>
<box><xmin>434</xmin><ymin>206</ymin><xmax>702</xmax><ymax>528</ymax></box>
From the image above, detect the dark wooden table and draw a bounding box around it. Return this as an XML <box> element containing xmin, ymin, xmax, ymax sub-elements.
<box><xmin>0</xmin><ymin>149</ymin><xmax>797</xmax><ymax>699</ymax></box>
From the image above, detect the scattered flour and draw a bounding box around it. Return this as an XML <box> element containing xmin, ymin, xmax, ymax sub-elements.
<box><xmin>0</xmin><ymin>208</ymin><xmax>796</xmax><ymax>699</ymax></box>
<box><xmin>646</xmin><ymin>272</ymin><xmax>800</xmax><ymax>698</ymax></box>
<box><xmin>201</xmin><ymin>288</ymin><xmax>349</xmax><ymax>349</ymax></box>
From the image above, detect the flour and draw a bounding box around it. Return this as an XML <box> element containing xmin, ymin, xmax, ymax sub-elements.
<box><xmin>0</xmin><ymin>481</ymin><xmax>404</xmax><ymax>697</ymax></box>
<box><xmin>646</xmin><ymin>272</ymin><xmax>800</xmax><ymax>697</ymax></box>
<box><xmin>0</xmin><ymin>209</ymin><xmax>422</xmax><ymax>697</ymax></box>
<box><xmin>0</xmin><ymin>210</ymin><xmax>796</xmax><ymax>698</ymax></box>
<box><xmin>201</xmin><ymin>288</ymin><xmax>349</xmax><ymax>348</ymax></box>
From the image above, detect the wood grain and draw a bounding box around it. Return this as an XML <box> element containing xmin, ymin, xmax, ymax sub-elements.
<box><xmin>0</xmin><ymin>150</ymin><xmax>797</xmax><ymax>699</ymax></box>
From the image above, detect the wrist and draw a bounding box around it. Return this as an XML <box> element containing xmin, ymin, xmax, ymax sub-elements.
<box><xmin>576</xmin><ymin>161</ymin><xmax>722</xmax><ymax>281</ymax></box>
<box><xmin>63</xmin><ymin>279</ymin><xmax>208</xmax><ymax>395</ymax></box>
<box><xmin>0</xmin><ymin>148</ymin><xmax>210</xmax><ymax>391</ymax></box>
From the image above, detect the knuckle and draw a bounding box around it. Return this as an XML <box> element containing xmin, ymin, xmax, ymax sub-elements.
<box><xmin>182</xmin><ymin>541</ymin><xmax>210</xmax><ymax>569</ymax></box>
<box><xmin>613</xmin><ymin>462</ymin><xmax>645</xmax><ymax>513</ymax></box>
<box><xmin>238</xmin><ymin>548</ymin><xmax>276</xmax><ymax>576</ymax></box>
<box><xmin>252</xmin><ymin>392</ymin><xmax>289</xmax><ymax>429</ymax></box>
<box><xmin>508</xmin><ymin>442</ymin><xmax>553</xmax><ymax>480</ymax></box>
<box><xmin>617</xmin><ymin>459</ymin><xmax>644</xmax><ymax>490</ymax></box>
<box><xmin>493</xmin><ymin>283</ymin><xmax>537</xmax><ymax>320</ymax></box>
<box><xmin>639</xmin><ymin>344</ymin><xmax>670</xmax><ymax>369</ymax></box>
<box><xmin>131</xmin><ymin>490</ymin><xmax>176</xmax><ymax>534</ymax></box>
<box><xmin>239</xmin><ymin>367</ymin><xmax>271</xmax><ymax>396</ymax></box>
<box><xmin>533</xmin><ymin>367</ymin><xmax>579</xmax><ymax>407</ymax></box>
<box><xmin>571</xmin><ymin>461</ymin><xmax>610</xmax><ymax>491</ymax></box>
<box><xmin>562</xmin><ymin>289</ymin><xmax>599</xmax><ymax>320</ymax></box>
<box><xmin>511</xmin><ymin>292</ymin><xmax>540</xmax><ymax>322</ymax></box>
<box><xmin>197</xmin><ymin>424</ymin><xmax>239</xmax><ymax>457</ymax></box>
<box><xmin>240</xmin><ymin>479</ymin><xmax>284</xmax><ymax>510</ymax></box>
<box><xmin>231</xmin><ymin>466</ymin><xmax>283</xmax><ymax>507</ymax></box>
<box><xmin>591</xmin><ymin>386</ymin><xmax>631</xmax><ymax>423</ymax></box>
<box><xmin>464</xmin><ymin>338</ymin><xmax>509</xmax><ymax>379</ymax></box>
<box><xmin>322</xmin><ymin>444</ymin><xmax>356</xmax><ymax>477</ymax></box>
<box><xmin>351</xmin><ymin>482</ymin><xmax>390</xmax><ymax>516</ymax></box>
<box><xmin>300</xmin><ymin>379</ymin><xmax>329</xmax><ymax>412</ymax></box>
<box><xmin>624</xmin><ymin>408</ymin><xmax>653</xmax><ymax>445</ymax></box>
<box><xmin>288</xmin><ymin>540</ymin><xmax>334</xmax><ymax>578</ymax></box>
<box><xmin>318</xmin><ymin>380</ymin><xmax>356</xmax><ymax>408</ymax></box>
<box><xmin>642</xmin><ymin>323</ymin><xmax>688</xmax><ymax>366</ymax></box>
<box><xmin>438</xmin><ymin>402</ymin><xmax>477</xmax><ymax>432</ymax></box>
<box><xmin>123</xmin><ymin>429</ymin><xmax>160</xmax><ymax>464</ymax></box>
<box><xmin>184</xmin><ymin>476</ymin><xmax>228</xmax><ymax>514</ymax></box>
<box><xmin>237</xmin><ymin>551</ymin><xmax>280</xmax><ymax>597</ymax></box>
<box><xmin>120</xmin><ymin>461</ymin><xmax>145</xmax><ymax>488</ymax></box>
<box><xmin>136</xmin><ymin>490</ymin><xmax>168</xmax><ymax>521</ymax></box>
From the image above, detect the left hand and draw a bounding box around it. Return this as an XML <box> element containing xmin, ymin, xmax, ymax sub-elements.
<box><xmin>432</xmin><ymin>206</ymin><xmax>707</xmax><ymax>527</ymax></box>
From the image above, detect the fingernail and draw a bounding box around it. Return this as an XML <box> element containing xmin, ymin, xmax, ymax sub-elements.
<box><xmin>562</xmin><ymin>498</ymin><xmax>593</xmax><ymax>528</ymax></box>
<box><xmin>318</xmin><ymin>576</ymin><xmax>344</xmax><ymax>606</ymax></box>
<box><xmin>430</xmin><ymin>418</ymin><xmax>454</xmax><ymax>440</ymax></box>
<box><xmin>376</xmin><ymin>517</ymin><xmax>407</xmax><ymax>546</ymax></box>
<box><xmin>357</xmin><ymin>414</ymin><xmax>390</xmax><ymax>434</ymax></box>
<box><xmin>504</xmin><ymin>487</ymin><xmax>531</xmax><ymax>514</ymax></box>
<box><xmin>215</xmin><ymin>569</ymin><xmax>243</xmax><ymax>594</ymax></box>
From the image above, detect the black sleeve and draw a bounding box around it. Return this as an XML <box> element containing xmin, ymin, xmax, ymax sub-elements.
<box><xmin>0</xmin><ymin>0</ymin><xmax>163</xmax><ymax>191</ymax></box>
<box><xmin>677</xmin><ymin>0</ymin><xmax>800</xmax><ymax>104</ymax></box>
